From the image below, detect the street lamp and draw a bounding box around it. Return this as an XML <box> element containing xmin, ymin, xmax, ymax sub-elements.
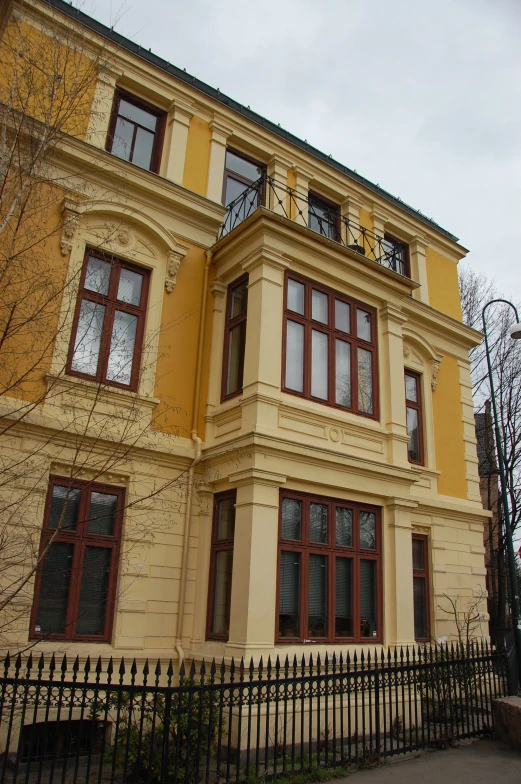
<box><xmin>482</xmin><ymin>299</ymin><xmax>521</xmax><ymax>691</ymax></box>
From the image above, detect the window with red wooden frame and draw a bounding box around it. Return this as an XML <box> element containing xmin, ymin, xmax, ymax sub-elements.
<box><xmin>67</xmin><ymin>249</ymin><xmax>150</xmax><ymax>392</ymax></box>
<box><xmin>221</xmin><ymin>275</ymin><xmax>248</xmax><ymax>401</ymax></box>
<box><xmin>206</xmin><ymin>491</ymin><xmax>236</xmax><ymax>641</ymax></box>
<box><xmin>30</xmin><ymin>477</ymin><xmax>124</xmax><ymax>642</ymax></box>
<box><xmin>282</xmin><ymin>272</ymin><xmax>378</xmax><ymax>418</ymax></box>
<box><xmin>382</xmin><ymin>233</ymin><xmax>410</xmax><ymax>277</ymax></box>
<box><xmin>277</xmin><ymin>491</ymin><xmax>382</xmax><ymax>644</ymax></box>
<box><xmin>308</xmin><ymin>192</ymin><xmax>341</xmax><ymax>242</ymax></box>
<box><xmin>106</xmin><ymin>90</ymin><xmax>166</xmax><ymax>173</ymax></box>
<box><xmin>412</xmin><ymin>534</ymin><xmax>430</xmax><ymax>641</ymax></box>
<box><xmin>405</xmin><ymin>371</ymin><xmax>424</xmax><ymax>465</ymax></box>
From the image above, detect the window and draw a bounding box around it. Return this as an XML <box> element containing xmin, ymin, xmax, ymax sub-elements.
<box><xmin>412</xmin><ymin>534</ymin><xmax>430</xmax><ymax>641</ymax></box>
<box><xmin>222</xmin><ymin>149</ymin><xmax>265</xmax><ymax>229</ymax></box>
<box><xmin>30</xmin><ymin>477</ymin><xmax>124</xmax><ymax>642</ymax></box>
<box><xmin>308</xmin><ymin>193</ymin><xmax>341</xmax><ymax>242</ymax></box>
<box><xmin>382</xmin><ymin>233</ymin><xmax>409</xmax><ymax>276</ymax></box>
<box><xmin>222</xmin><ymin>275</ymin><xmax>248</xmax><ymax>400</ymax></box>
<box><xmin>277</xmin><ymin>491</ymin><xmax>381</xmax><ymax>643</ymax></box>
<box><xmin>106</xmin><ymin>91</ymin><xmax>165</xmax><ymax>173</ymax></box>
<box><xmin>67</xmin><ymin>250</ymin><xmax>150</xmax><ymax>391</ymax></box>
<box><xmin>405</xmin><ymin>371</ymin><xmax>424</xmax><ymax>464</ymax></box>
<box><xmin>207</xmin><ymin>492</ymin><xmax>236</xmax><ymax>641</ymax></box>
<box><xmin>283</xmin><ymin>272</ymin><xmax>378</xmax><ymax>417</ymax></box>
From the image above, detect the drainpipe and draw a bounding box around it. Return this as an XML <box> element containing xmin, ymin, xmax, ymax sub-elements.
<box><xmin>174</xmin><ymin>249</ymin><xmax>213</xmax><ymax>674</ymax></box>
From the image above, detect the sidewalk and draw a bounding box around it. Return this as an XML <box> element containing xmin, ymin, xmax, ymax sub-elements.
<box><xmin>346</xmin><ymin>738</ymin><xmax>521</xmax><ymax>783</ymax></box>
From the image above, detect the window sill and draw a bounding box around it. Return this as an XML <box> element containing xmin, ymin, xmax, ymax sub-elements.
<box><xmin>45</xmin><ymin>372</ymin><xmax>160</xmax><ymax>410</ymax></box>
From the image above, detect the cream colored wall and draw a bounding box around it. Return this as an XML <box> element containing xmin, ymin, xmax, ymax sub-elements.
<box><xmin>0</xmin><ymin>0</ymin><xmax>488</xmax><ymax>665</ymax></box>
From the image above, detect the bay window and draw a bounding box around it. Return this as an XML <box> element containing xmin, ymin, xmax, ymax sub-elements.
<box><xmin>278</xmin><ymin>491</ymin><xmax>381</xmax><ymax>643</ymax></box>
<box><xmin>222</xmin><ymin>275</ymin><xmax>248</xmax><ymax>400</ymax></box>
<box><xmin>283</xmin><ymin>272</ymin><xmax>378</xmax><ymax>417</ymax></box>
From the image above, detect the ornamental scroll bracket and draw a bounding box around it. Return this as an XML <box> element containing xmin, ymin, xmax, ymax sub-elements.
<box><xmin>165</xmin><ymin>242</ymin><xmax>189</xmax><ymax>293</ymax></box>
<box><xmin>60</xmin><ymin>197</ymin><xmax>82</xmax><ymax>255</ymax></box>
<box><xmin>431</xmin><ymin>358</ymin><xmax>441</xmax><ymax>391</ymax></box>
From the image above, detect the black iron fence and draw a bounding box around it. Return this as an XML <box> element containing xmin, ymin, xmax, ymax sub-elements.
<box><xmin>219</xmin><ymin>176</ymin><xmax>409</xmax><ymax>277</ymax></box>
<box><xmin>0</xmin><ymin>642</ymin><xmax>507</xmax><ymax>783</ymax></box>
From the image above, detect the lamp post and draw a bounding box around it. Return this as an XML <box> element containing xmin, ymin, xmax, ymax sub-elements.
<box><xmin>482</xmin><ymin>299</ymin><xmax>521</xmax><ymax>691</ymax></box>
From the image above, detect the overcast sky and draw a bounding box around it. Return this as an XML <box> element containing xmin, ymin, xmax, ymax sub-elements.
<box><xmin>79</xmin><ymin>0</ymin><xmax>521</xmax><ymax>297</ymax></box>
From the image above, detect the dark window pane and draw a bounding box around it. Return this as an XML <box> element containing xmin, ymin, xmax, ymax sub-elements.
<box><xmin>88</xmin><ymin>492</ymin><xmax>118</xmax><ymax>536</ymax></box>
<box><xmin>414</xmin><ymin>576</ymin><xmax>428</xmax><ymax>639</ymax></box>
<box><xmin>357</xmin><ymin>347</ymin><xmax>373</xmax><ymax>414</ymax></box>
<box><xmin>312</xmin><ymin>290</ymin><xmax>328</xmax><ymax>324</ymax></box>
<box><xmin>335</xmin><ymin>339</ymin><xmax>351</xmax><ymax>407</ymax></box>
<box><xmin>106</xmin><ymin>310</ymin><xmax>138</xmax><ymax>385</ymax></box>
<box><xmin>308</xmin><ymin>198</ymin><xmax>337</xmax><ymax>240</ymax></box>
<box><xmin>112</xmin><ymin>116</ymin><xmax>134</xmax><ymax>161</ymax></box>
<box><xmin>226</xmin><ymin>321</ymin><xmax>246</xmax><ymax>395</ymax></box>
<box><xmin>405</xmin><ymin>373</ymin><xmax>418</xmax><ymax>402</ymax></box>
<box><xmin>85</xmin><ymin>256</ymin><xmax>111</xmax><ymax>296</ymax></box>
<box><xmin>285</xmin><ymin>321</ymin><xmax>304</xmax><ymax>392</ymax></box>
<box><xmin>412</xmin><ymin>537</ymin><xmax>425</xmax><ymax>571</ymax></box>
<box><xmin>335</xmin><ymin>507</ymin><xmax>353</xmax><ymax>547</ymax></box>
<box><xmin>311</xmin><ymin>330</ymin><xmax>328</xmax><ymax>399</ymax></box>
<box><xmin>309</xmin><ymin>503</ymin><xmax>328</xmax><ymax>544</ymax></box>
<box><xmin>383</xmin><ymin>236</ymin><xmax>407</xmax><ymax>275</ymax></box>
<box><xmin>335</xmin><ymin>558</ymin><xmax>353</xmax><ymax>637</ymax></box>
<box><xmin>281</xmin><ymin>498</ymin><xmax>301</xmax><ymax>540</ymax></box>
<box><xmin>224</xmin><ymin>176</ymin><xmax>259</xmax><ymax>212</ymax></box>
<box><xmin>76</xmin><ymin>547</ymin><xmax>111</xmax><ymax>636</ymax></box>
<box><xmin>407</xmin><ymin>407</ymin><xmax>420</xmax><ymax>462</ymax></box>
<box><xmin>279</xmin><ymin>551</ymin><xmax>300</xmax><ymax>638</ymax></box>
<box><xmin>211</xmin><ymin>551</ymin><xmax>233</xmax><ymax>636</ymax></box>
<box><xmin>335</xmin><ymin>300</ymin><xmax>350</xmax><ymax>333</ymax></box>
<box><xmin>231</xmin><ymin>280</ymin><xmax>248</xmax><ymax>319</ymax></box>
<box><xmin>71</xmin><ymin>300</ymin><xmax>106</xmax><ymax>376</ymax></box>
<box><xmin>49</xmin><ymin>486</ymin><xmax>80</xmax><ymax>531</ymax></box>
<box><xmin>287</xmin><ymin>279</ymin><xmax>305</xmax><ymax>315</ymax></box>
<box><xmin>225</xmin><ymin>150</ymin><xmax>263</xmax><ymax>182</ymax></box>
<box><xmin>360</xmin><ymin>511</ymin><xmax>376</xmax><ymax>549</ymax></box>
<box><xmin>132</xmin><ymin>127</ymin><xmax>154</xmax><ymax>169</ymax></box>
<box><xmin>360</xmin><ymin>560</ymin><xmax>376</xmax><ymax>637</ymax></box>
<box><xmin>35</xmin><ymin>543</ymin><xmax>74</xmax><ymax>635</ymax></box>
<box><xmin>117</xmin><ymin>268</ymin><xmax>143</xmax><ymax>306</ymax></box>
<box><xmin>118</xmin><ymin>99</ymin><xmax>157</xmax><ymax>131</ymax></box>
<box><xmin>217</xmin><ymin>497</ymin><xmax>235</xmax><ymax>540</ymax></box>
<box><xmin>357</xmin><ymin>309</ymin><xmax>371</xmax><ymax>341</ymax></box>
<box><xmin>308</xmin><ymin>554</ymin><xmax>327</xmax><ymax>637</ymax></box>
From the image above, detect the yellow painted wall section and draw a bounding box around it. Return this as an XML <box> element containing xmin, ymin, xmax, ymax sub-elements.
<box><xmin>358</xmin><ymin>208</ymin><xmax>374</xmax><ymax>235</ymax></box>
<box><xmin>182</xmin><ymin>117</ymin><xmax>211</xmax><ymax>197</ymax></box>
<box><xmin>426</xmin><ymin>248</ymin><xmax>462</xmax><ymax>321</ymax></box>
<box><xmin>432</xmin><ymin>354</ymin><xmax>467</xmax><ymax>498</ymax></box>
<box><xmin>0</xmin><ymin>19</ymin><xmax>96</xmax><ymax>140</ymax></box>
<box><xmin>0</xmin><ymin>185</ymin><xmax>68</xmax><ymax>403</ymax></box>
<box><xmin>153</xmin><ymin>245</ymin><xmax>207</xmax><ymax>437</ymax></box>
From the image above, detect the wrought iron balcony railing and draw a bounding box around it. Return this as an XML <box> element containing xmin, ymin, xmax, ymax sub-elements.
<box><xmin>219</xmin><ymin>175</ymin><xmax>410</xmax><ymax>278</ymax></box>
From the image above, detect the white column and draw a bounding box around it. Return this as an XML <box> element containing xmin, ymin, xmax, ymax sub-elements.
<box><xmin>226</xmin><ymin>469</ymin><xmax>286</xmax><ymax>655</ymax></box>
<box><xmin>409</xmin><ymin>237</ymin><xmax>429</xmax><ymax>303</ymax></box>
<box><xmin>206</xmin><ymin>120</ymin><xmax>233</xmax><ymax>202</ymax></box>
<box><xmin>162</xmin><ymin>100</ymin><xmax>194</xmax><ymax>183</ymax></box>
<box><xmin>290</xmin><ymin>165</ymin><xmax>313</xmax><ymax>226</ymax></box>
<box><xmin>380</xmin><ymin>304</ymin><xmax>409</xmax><ymax>467</ymax></box>
<box><xmin>384</xmin><ymin>499</ymin><xmax>417</xmax><ymax>648</ymax></box>
<box><xmin>205</xmin><ymin>279</ymin><xmax>227</xmax><ymax>419</ymax></box>
<box><xmin>85</xmin><ymin>69</ymin><xmax>119</xmax><ymax>148</ymax></box>
<box><xmin>267</xmin><ymin>154</ymin><xmax>291</xmax><ymax>215</ymax></box>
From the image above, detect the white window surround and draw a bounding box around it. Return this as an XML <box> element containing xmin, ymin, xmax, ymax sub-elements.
<box><xmin>52</xmin><ymin>198</ymin><xmax>188</xmax><ymax>403</ymax></box>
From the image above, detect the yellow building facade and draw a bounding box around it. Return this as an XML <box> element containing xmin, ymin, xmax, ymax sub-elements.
<box><xmin>0</xmin><ymin>0</ymin><xmax>489</xmax><ymax>668</ymax></box>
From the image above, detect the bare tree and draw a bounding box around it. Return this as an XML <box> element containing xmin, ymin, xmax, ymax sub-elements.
<box><xmin>459</xmin><ymin>263</ymin><xmax>521</xmax><ymax>642</ymax></box>
<box><xmin>0</xmin><ymin>4</ymin><xmax>200</xmax><ymax>653</ymax></box>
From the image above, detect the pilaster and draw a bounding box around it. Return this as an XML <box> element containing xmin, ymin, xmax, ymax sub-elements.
<box><xmin>409</xmin><ymin>237</ymin><xmax>429</xmax><ymax>304</ymax></box>
<box><xmin>85</xmin><ymin>69</ymin><xmax>119</xmax><ymax>149</ymax></box>
<box><xmin>290</xmin><ymin>165</ymin><xmax>314</xmax><ymax>226</ymax></box>
<box><xmin>371</xmin><ymin>207</ymin><xmax>389</xmax><ymax>261</ymax></box>
<box><xmin>205</xmin><ymin>279</ymin><xmax>228</xmax><ymax>418</ymax></box>
<box><xmin>163</xmin><ymin>99</ymin><xmax>194</xmax><ymax>184</ymax></box>
<box><xmin>267</xmin><ymin>154</ymin><xmax>291</xmax><ymax>215</ymax></box>
<box><xmin>341</xmin><ymin>194</ymin><xmax>364</xmax><ymax>248</ymax></box>
<box><xmin>206</xmin><ymin>120</ymin><xmax>233</xmax><ymax>202</ymax></box>
<box><xmin>384</xmin><ymin>498</ymin><xmax>417</xmax><ymax>647</ymax></box>
<box><xmin>380</xmin><ymin>304</ymin><xmax>409</xmax><ymax>466</ymax></box>
<box><xmin>226</xmin><ymin>469</ymin><xmax>286</xmax><ymax>654</ymax></box>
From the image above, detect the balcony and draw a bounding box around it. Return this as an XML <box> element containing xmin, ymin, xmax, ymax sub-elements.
<box><xmin>219</xmin><ymin>175</ymin><xmax>410</xmax><ymax>278</ymax></box>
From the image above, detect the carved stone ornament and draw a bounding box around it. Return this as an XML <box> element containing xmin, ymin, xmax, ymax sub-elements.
<box><xmin>165</xmin><ymin>250</ymin><xmax>185</xmax><ymax>293</ymax></box>
<box><xmin>60</xmin><ymin>201</ymin><xmax>81</xmax><ymax>255</ymax></box>
<box><xmin>431</xmin><ymin>360</ymin><xmax>441</xmax><ymax>391</ymax></box>
<box><xmin>403</xmin><ymin>346</ymin><xmax>410</xmax><ymax>359</ymax></box>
